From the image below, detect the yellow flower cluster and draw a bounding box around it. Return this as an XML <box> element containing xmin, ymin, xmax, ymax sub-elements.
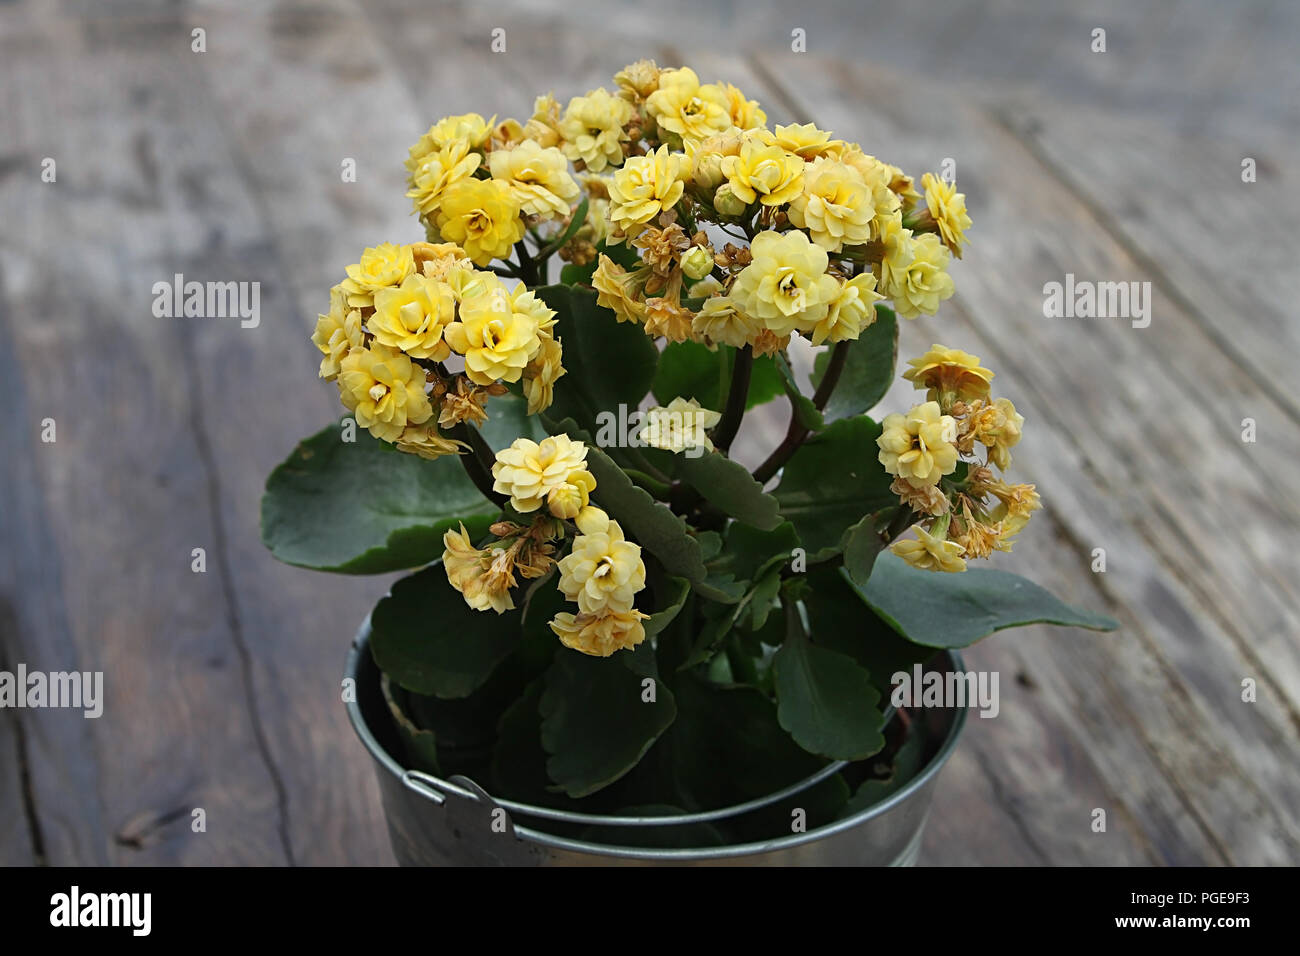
<box><xmin>466</xmin><ymin>61</ymin><xmax>973</xmax><ymax>361</ymax></box>
<box><xmin>551</xmin><ymin>506</ymin><xmax>648</xmax><ymax>657</ymax></box>
<box><xmin>491</xmin><ymin>434</ymin><xmax>596</xmax><ymax>520</ymax></box>
<box><xmin>312</xmin><ymin>241</ymin><xmax>565</xmax><ymax>454</ymax></box>
<box><xmin>879</xmin><ymin>346</ymin><xmax>1038</xmax><ymax>573</ymax></box>
<box><xmin>406</xmin><ymin>110</ymin><xmax>580</xmax><ymax>266</ymax></box>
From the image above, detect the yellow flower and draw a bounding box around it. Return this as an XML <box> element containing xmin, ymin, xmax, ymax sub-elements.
<box><xmin>608</xmin><ymin>146</ymin><xmax>687</xmax><ymax>238</ymax></box>
<box><xmin>903</xmin><ymin>345</ymin><xmax>995</xmax><ymax>404</ymax></box>
<box><xmin>875</xmin><ymin>213</ymin><xmax>913</xmax><ymax>294</ymax></box>
<box><xmin>443</xmin><ymin>524</ymin><xmax>515</xmax><ymax>614</ymax></box>
<box><xmin>591</xmin><ymin>255</ymin><xmax>649</xmax><ymax>324</ymax></box>
<box><xmin>557</xmin><ymin>506</ymin><xmax>646</xmax><ymax>615</ymax></box>
<box><xmin>788</xmin><ymin>158</ymin><xmax>875</xmax><ymax>252</ymax></box>
<box><xmin>444</xmin><ymin>280</ymin><xmax>546</xmax><ymax>385</ymax></box>
<box><xmin>691</xmin><ymin>293</ymin><xmax>759</xmax><ymax>348</ymax></box>
<box><xmin>639</xmin><ymin>397</ymin><xmax>721</xmax><ymax>454</ymax></box>
<box><xmin>395</xmin><ymin>423</ymin><xmax>468</xmax><ymax>461</ymax></box>
<box><xmin>720</xmin><ymin>83</ymin><xmax>767</xmax><ymax>130</ymax></box>
<box><xmin>643</xmin><ymin>297</ymin><xmax>695</xmax><ymax>343</ymax></box>
<box><xmin>492</xmin><ymin>435</ymin><xmax>596</xmax><ymax>516</ymax></box>
<box><xmin>340</xmin><ymin>242</ymin><xmax>416</xmax><ymax>309</ymax></box>
<box><xmin>559</xmin><ymin>88</ymin><xmax>633</xmax><ymax>172</ymax></box>
<box><xmin>891</xmin><ymin>524</ymin><xmax>967</xmax><ymax>573</ymax></box>
<box><xmin>522</xmin><ymin>334</ymin><xmax>565</xmax><ymax>415</ymax></box>
<box><xmin>686</xmin><ymin>129</ymin><xmax>744</xmax><ymax>191</ymax></box>
<box><xmin>888</xmin><ymin>232</ymin><xmax>955</xmax><ymax>320</ymax></box>
<box><xmin>982</xmin><ymin>478</ymin><xmax>1041</xmax><ymax>519</ymax></box>
<box><xmin>369</xmin><ymin>273</ymin><xmax>457</xmax><ymax>360</ymax></box>
<box><xmin>835</xmin><ymin>147</ymin><xmax>904</xmax><ymax>224</ymax></box>
<box><xmin>312</xmin><ymin>287</ymin><xmax>364</xmax><ymax>380</ymax></box>
<box><xmin>409</xmin><ymin>114</ymin><xmax>494</xmax><ymax>166</ymax></box>
<box><xmin>489</xmin><ymin>139</ymin><xmax>580</xmax><ymax>220</ymax></box>
<box><xmin>523</xmin><ymin>95</ymin><xmax>563</xmax><ymax>149</ymax></box>
<box><xmin>644</xmin><ymin>67</ymin><xmax>732</xmax><ymax>145</ymax></box>
<box><xmin>550</xmin><ymin>608</ymin><xmax>648</xmax><ymax>657</ymax></box>
<box><xmin>986</xmin><ymin>503</ymin><xmax>1034</xmax><ymax>551</ymax></box>
<box><xmin>337</xmin><ymin>344</ymin><xmax>433</xmax><ymax>442</ymax></box>
<box><xmin>729</xmin><ymin>230</ymin><xmax>840</xmax><ymax>337</ymax></box>
<box><xmin>763</xmin><ymin>122</ymin><xmax>842</xmax><ymax>159</ymax></box>
<box><xmin>614</xmin><ymin>60</ymin><xmax>662</xmax><ymax>102</ymax></box>
<box><xmin>921</xmin><ymin>172</ymin><xmax>972</xmax><ymax>258</ymax></box>
<box><xmin>721</xmin><ymin>135</ymin><xmax>805</xmax><ymax>207</ymax></box>
<box><xmin>963</xmin><ymin>397</ymin><xmax>1024</xmax><ymax>470</ymax></box>
<box><xmin>433</xmin><ymin>178</ymin><xmax>525</xmax><ymax>266</ymax></box>
<box><xmin>407</xmin><ymin>140</ymin><xmax>482</xmax><ymax>220</ymax></box>
<box><xmin>877</xmin><ymin>401</ymin><xmax>959</xmax><ymax>487</ymax></box>
<box><xmin>811</xmin><ymin>273</ymin><xmax>882</xmax><ymax>346</ymax></box>
<box><xmin>411</xmin><ymin>240</ymin><xmax>474</xmax><ymax>280</ymax></box>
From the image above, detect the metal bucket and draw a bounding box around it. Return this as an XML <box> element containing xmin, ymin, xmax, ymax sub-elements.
<box><xmin>346</xmin><ymin>622</ymin><xmax>967</xmax><ymax>866</ymax></box>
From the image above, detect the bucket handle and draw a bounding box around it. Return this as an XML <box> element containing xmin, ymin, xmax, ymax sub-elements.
<box><xmin>401</xmin><ymin>760</ymin><xmax>849</xmax><ymax>829</ymax></box>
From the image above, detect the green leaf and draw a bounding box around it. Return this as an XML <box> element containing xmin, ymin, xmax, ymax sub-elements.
<box><xmin>536</xmin><ymin>284</ymin><xmax>658</xmax><ymax>433</ymax></box>
<box><xmin>380</xmin><ymin>674</ymin><xmax>440</xmax><ymax>774</ymax></box>
<box><xmin>540</xmin><ymin>643</ymin><xmax>677</xmax><ymax>797</ymax></box>
<box><xmin>806</xmin><ymin>567</ymin><xmax>936</xmax><ymax>699</ymax></box>
<box><xmin>261</xmin><ymin>395</ymin><xmax>541</xmax><ymax>574</ymax></box>
<box><xmin>773</xmin><ymin>415</ymin><xmax>896</xmax><ymax>560</ymax></box>
<box><xmin>811</xmin><ymin>306</ymin><xmax>899</xmax><ymax>422</ymax></box>
<box><xmin>664</xmin><ymin>673</ymin><xmax>848</xmax><ymax>839</ymax></box>
<box><xmin>644</xmin><ymin>575</ymin><xmax>690</xmax><ymax>639</ymax></box>
<box><xmin>369</xmin><ymin>564</ymin><xmax>521</xmax><ymax>698</ymax></box>
<box><xmin>774</xmin><ymin>352</ymin><xmax>824</xmax><ymax>431</ymax></box>
<box><xmin>652</xmin><ymin>341</ymin><xmax>782</xmax><ymax>410</ymax></box>
<box><xmin>582</xmin><ymin>442</ymin><xmax>709</xmax><ymax>583</ymax></box>
<box><xmin>856</xmin><ymin>551</ymin><xmax>1120</xmax><ymax>649</ymax></box>
<box><xmin>841</xmin><ymin>512</ymin><xmax>887</xmax><ymax>586</ymax></box>
<box><xmin>773</xmin><ymin>630</ymin><xmax>886</xmax><ymax>761</ymax></box>
<box><xmin>676</xmin><ymin>451</ymin><xmax>782</xmax><ymax>530</ymax></box>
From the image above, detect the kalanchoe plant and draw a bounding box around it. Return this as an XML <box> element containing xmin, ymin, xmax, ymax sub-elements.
<box><xmin>262</xmin><ymin>61</ymin><xmax>1115</xmax><ymax>834</ymax></box>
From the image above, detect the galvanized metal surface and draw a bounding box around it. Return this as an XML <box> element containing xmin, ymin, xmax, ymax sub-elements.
<box><xmin>346</xmin><ymin>623</ymin><xmax>968</xmax><ymax>866</ymax></box>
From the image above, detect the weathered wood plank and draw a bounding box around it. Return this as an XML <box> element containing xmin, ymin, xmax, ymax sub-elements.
<box><xmin>756</xmin><ymin>51</ymin><xmax>1300</xmax><ymax>863</ymax></box>
<box><xmin>0</xmin><ymin>11</ymin><xmax>289</xmax><ymax>863</ymax></box>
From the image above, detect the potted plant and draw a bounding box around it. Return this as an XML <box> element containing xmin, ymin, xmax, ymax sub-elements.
<box><xmin>261</xmin><ymin>61</ymin><xmax>1115</xmax><ymax>865</ymax></box>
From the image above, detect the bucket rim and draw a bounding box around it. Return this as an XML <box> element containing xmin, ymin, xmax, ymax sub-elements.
<box><xmin>345</xmin><ymin>616</ymin><xmax>969</xmax><ymax>861</ymax></box>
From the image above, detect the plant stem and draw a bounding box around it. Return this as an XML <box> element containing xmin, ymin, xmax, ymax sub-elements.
<box><xmin>812</xmin><ymin>339</ymin><xmax>851</xmax><ymax>410</ymax></box>
<box><xmin>711</xmin><ymin>345</ymin><xmax>753</xmax><ymax>453</ymax></box>
<box><xmin>448</xmin><ymin>422</ymin><xmax>507</xmax><ymax>508</ymax></box>
<box><xmin>751</xmin><ymin>340</ymin><xmax>852</xmax><ymax>485</ymax></box>
<box><xmin>514</xmin><ymin>241</ymin><xmax>540</xmax><ymax>286</ymax></box>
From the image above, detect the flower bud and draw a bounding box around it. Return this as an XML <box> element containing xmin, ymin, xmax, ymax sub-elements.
<box><xmin>681</xmin><ymin>245</ymin><xmax>714</xmax><ymax>281</ymax></box>
<box><xmin>712</xmin><ymin>183</ymin><xmax>748</xmax><ymax>218</ymax></box>
<box><xmin>547</xmin><ymin>481</ymin><xmax>588</xmax><ymax>520</ymax></box>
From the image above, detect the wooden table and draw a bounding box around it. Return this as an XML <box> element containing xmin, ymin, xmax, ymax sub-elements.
<box><xmin>2</xmin><ymin>0</ymin><xmax>1297</xmax><ymax>865</ymax></box>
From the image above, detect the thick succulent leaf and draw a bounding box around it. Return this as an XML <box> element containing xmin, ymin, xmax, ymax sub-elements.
<box><xmin>811</xmin><ymin>306</ymin><xmax>899</xmax><ymax>422</ymax></box>
<box><xmin>539</xmin><ymin>642</ymin><xmax>677</xmax><ymax>797</ymax></box>
<box><xmin>653</xmin><ymin>340</ymin><xmax>783</xmax><ymax>410</ymax></box>
<box><xmin>806</xmin><ymin>567</ymin><xmax>937</xmax><ymax>698</ymax></box>
<box><xmin>774</xmin><ymin>631</ymin><xmax>886</xmax><ymax>761</ymax></box>
<box><xmin>261</xmin><ymin>395</ymin><xmax>540</xmax><ymax>574</ymax></box>
<box><xmin>535</xmin><ymin>283</ymin><xmax>658</xmax><ymax>433</ymax></box>
<box><xmin>773</xmin><ymin>415</ymin><xmax>896</xmax><ymax>560</ymax></box>
<box><xmin>676</xmin><ymin>451</ymin><xmax>782</xmax><ymax>530</ymax></box>
<box><xmin>855</xmin><ymin>552</ymin><xmax>1119</xmax><ymax>648</ymax></box>
<box><xmin>369</xmin><ymin>563</ymin><xmax>521</xmax><ymax>698</ymax></box>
